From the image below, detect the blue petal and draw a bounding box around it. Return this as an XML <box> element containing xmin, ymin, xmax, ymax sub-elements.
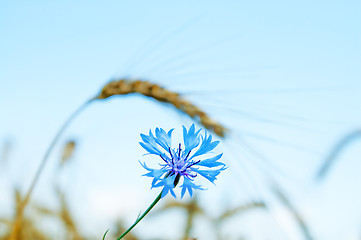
<box><xmin>183</xmin><ymin>124</ymin><xmax>201</xmax><ymax>153</ymax></box>
<box><xmin>167</xmin><ymin>129</ymin><xmax>174</xmax><ymax>138</ymax></box>
<box><xmin>139</xmin><ymin>130</ymin><xmax>164</xmax><ymax>155</ymax></box>
<box><xmin>154</xmin><ymin>175</ymin><xmax>177</xmax><ymax>198</ymax></box>
<box><xmin>139</xmin><ymin>161</ymin><xmax>168</xmax><ymax>187</ymax></box>
<box><xmin>139</xmin><ymin>142</ymin><xmax>162</xmax><ymax>155</ymax></box>
<box><xmin>190</xmin><ymin>132</ymin><xmax>219</xmax><ymax>159</ymax></box>
<box><xmin>196</xmin><ymin>153</ymin><xmax>225</xmax><ymax>168</ymax></box>
<box><xmin>155</xmin><ymin>127</ymin><xmax>173</xmax><ymax>151</ymax></box>
<box><xmin>180</xmin><ymin>177</ymin><xmax>204</xmax><ymax>198</ymax></box>
<box><xmin>193</xmin><ymin>168</ymin><xmax>224</xmax><ymax>183</ymax></box>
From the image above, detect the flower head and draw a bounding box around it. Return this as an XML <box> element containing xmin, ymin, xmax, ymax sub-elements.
<box><xmin>139</xmin><ymin>124</ymin><xmax>226</xmax><ymax>198</ymax></box>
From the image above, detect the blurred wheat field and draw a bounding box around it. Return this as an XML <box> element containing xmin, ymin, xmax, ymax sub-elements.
<box><xmin>1</xmin><ymin>1</ymin><xmax>361</xmax><ymax>240</ymax></box>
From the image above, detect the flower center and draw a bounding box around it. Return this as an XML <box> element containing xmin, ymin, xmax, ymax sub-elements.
<box><xmin>163</xmin><ymin>143</ymin><xmax>199</xmax><ymax>178</ymax></box>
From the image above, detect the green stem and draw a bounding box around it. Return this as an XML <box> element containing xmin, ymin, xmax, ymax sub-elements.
<box><xmin>116</xmin><ymin>191</ymin><xmax>163</xmax><ymax>240</ymax></box>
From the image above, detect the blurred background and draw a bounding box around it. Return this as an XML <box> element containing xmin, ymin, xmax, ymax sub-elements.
<box><xmin>0</xmin><ymin>1</ymin><xmax>360</xmax><ymax>239</ymax></box>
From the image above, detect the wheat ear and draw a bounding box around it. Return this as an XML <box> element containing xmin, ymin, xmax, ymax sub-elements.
<box><xmin>96</xmin><ymin>79</ymin><xmax>227</xmax><ymax>137</ymax></box>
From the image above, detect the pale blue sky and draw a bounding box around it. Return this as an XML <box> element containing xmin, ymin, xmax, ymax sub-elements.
<box><xmin>0</xmin><ymin>1</ymin><xmax>361</xmax><ymax>239</ymax></box>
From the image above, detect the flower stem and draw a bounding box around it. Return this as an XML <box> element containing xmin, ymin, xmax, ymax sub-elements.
<box><xmin>116</xmin><ymin>191</ymin><xmax>163</xmax><ymax>240</ymax></box>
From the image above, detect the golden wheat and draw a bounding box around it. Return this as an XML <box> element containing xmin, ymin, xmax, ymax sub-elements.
<box><xmin>34</xmin><ymin>188</ymin><xmax>84</xmax><ymax>240</ymax></box>
<box><xmin>96</xmin><ymin>79</ymin><xmax>227</xmax><ymax>137</ymax></box>
<box><xmin>57</xmin><ymin>188</ymin><xmax>84</xmax><ymax>240</ymax></box>
<box><xmin>4</xmin><ymin>190</ymin><xmax>49</xmax><ymax>240</ymax></box>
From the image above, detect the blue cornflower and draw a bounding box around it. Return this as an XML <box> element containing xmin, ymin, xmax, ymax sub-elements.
<box><xmin>139</xmin><ymin>124</ymin><xmax>226</xmax><ymax>198</ymax></box>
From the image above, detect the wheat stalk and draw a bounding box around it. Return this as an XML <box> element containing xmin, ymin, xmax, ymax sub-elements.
<box><xmin>273</xmin><ymin>186</ymin><xmax>313</xmax><ymax>240</ymax></box>
<box><xmin>7</xmin><ymin>101</ymin><xmax>91</xmax><ymax>240</ymax></box>
<box><xmin>316</xmin><ymin>129</ymin><xmax>361</xmax><ymax>180</ymax></box>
